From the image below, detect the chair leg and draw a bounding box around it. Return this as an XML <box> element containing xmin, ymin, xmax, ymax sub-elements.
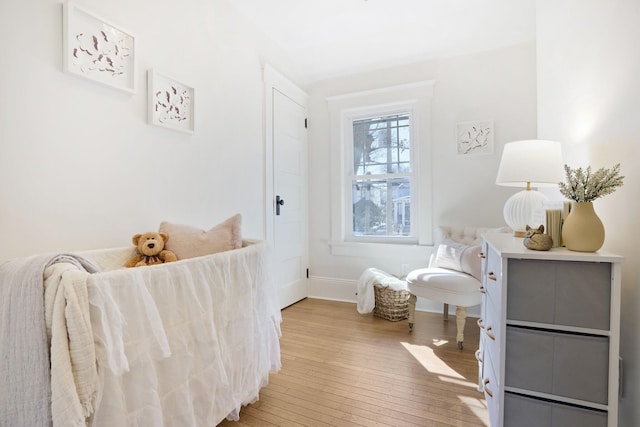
<box><xmin>443</xmin><ymin>303</ymin><xmax>449</xmax><ymax>321</ymax></box>
<box><xmin>455</xmin><ymin>306</ymin><xmax>467</xmax><ymax>350</ymax></box>
<box><xmin>408</xmin><ymin>294</ymin><xmax>417</xmax><ymax>332</ymax></box>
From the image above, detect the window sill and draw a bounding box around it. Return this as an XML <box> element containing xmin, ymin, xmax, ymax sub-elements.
<box><xmin>328</xmin><ymin>240</ymin><xmax>432</xmax><ymax>259</ymax></box>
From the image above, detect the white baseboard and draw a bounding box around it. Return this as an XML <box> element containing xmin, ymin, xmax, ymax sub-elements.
<box><xmin>308</xmin><ymin>276</ymin><xmax>358</xmax><ymax>303</ymax></box>
<box><xmin>308</xmin><ymin>275</ymin><xmax>480</xmax><ymax>317</ymax></box>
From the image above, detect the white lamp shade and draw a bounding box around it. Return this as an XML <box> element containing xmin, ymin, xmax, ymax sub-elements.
<box><xmin>496</xmin><ymin>140</ymin><xmax>564</xmax><ymax>187</ymax></box>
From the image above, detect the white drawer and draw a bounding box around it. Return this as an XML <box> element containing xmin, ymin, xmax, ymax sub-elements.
<box><xmin>481</xmin><ymin>292</ymin><xmax>501</xmax><ymax>375</ymax></box>
<box><xmin>483</xmin><ymin>346</ymin><xmax>501</xmax><ymax>426</ymax></box>
<box><xmin>480</xmin><ymin>241</ymin><xmax>489</xmax><ymax>279</ymax></box>
<box><xmin>483</xmin><ymin>246</ymin><xmax>502</xmax><ymax>307</ymax></box>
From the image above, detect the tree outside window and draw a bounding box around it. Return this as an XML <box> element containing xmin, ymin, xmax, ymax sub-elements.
<box><xmin>350</xmin><ymin>113</ymin><xmax>412</xmax><ymax>237</ymax></box>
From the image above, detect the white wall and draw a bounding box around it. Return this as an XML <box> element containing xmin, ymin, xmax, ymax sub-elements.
<box><xmin>536</xmin><ymin>1</ymin><xmax>640</xmax><ymax>424</ymax></box>
<box><xmin>0</xmin><ymin>0</ymin><xmax>297</xmax><ymax>262</ymax></box>
<box><xmin>306</xmin><ymin>42</ymin><xmax>537</xmax><ymax>309</ymax></box>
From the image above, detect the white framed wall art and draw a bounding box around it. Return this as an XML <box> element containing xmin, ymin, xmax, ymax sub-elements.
<box><xmin>456</xmin><ymin>120</ymin><xmax>494</xmax><ymax>156</ymax></box>
<box><xmin>62</xmin><ymin>1</ymin><xmax>136</xmax><ymax>93</ymax></box>
<box><xmin>147</xmin><ymin>69</ymin><xmax>195</xmax><ymax>134</ymax></box>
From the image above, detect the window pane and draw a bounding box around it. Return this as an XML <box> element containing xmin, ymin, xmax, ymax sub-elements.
<box><xmin>352</xmin><ymin>114</ymin><xmax>410</xmax><ymax>176</ymax></box>
<box><xmin>351</xmin><ymin>178</ymin><xmax>411</xmax><ymax>236</ymax></box>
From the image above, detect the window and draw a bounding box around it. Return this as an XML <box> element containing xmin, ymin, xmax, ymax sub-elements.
<box><xmin>349</xmin><ymin>111</ymin><xmax>414</xmax><ymax>240</ymax></box>
<box><xmin>327</xmin><ymin>81</ymin><xmax>434</xmax><ymax>254</ymax></box>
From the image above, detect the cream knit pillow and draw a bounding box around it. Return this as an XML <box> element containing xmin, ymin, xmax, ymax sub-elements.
<box><xmin>159</xmin><ymin>214</ymin><xmax>242</xmax><ymax>260</ymax></box>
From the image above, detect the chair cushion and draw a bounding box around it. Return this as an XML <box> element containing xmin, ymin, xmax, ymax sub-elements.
<box><xmin>433</xmin><ymin>238</ymin><xmax>482</xmax><ymax>280</ymax></box>
<box><xmin>406</xmin><ymin>267</ymin><xmax>482</xmax><ymax>307</ymax></box>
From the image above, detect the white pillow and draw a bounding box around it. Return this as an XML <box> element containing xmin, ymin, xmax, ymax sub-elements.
<box><xmin>433</xmin><ymin>238</ymin><xmax>482</xmax><ymax>281</ymax></box>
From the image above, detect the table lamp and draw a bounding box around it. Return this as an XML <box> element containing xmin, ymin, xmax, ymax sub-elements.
<box><xmin>495</xmin><ymin>140</ymin><xmax>564</xmax><ymax>237</ymax></box>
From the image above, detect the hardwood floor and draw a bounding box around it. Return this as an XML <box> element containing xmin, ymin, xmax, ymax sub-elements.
<box><xmin>218</xmin><ymin>298</ymin><xmax>488</xmax><ymax>427</ymax></box>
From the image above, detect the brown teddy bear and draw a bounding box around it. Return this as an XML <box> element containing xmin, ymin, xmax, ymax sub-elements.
<box><xmin>124</xmin><ymin>231</ymin><xmax>178</xmax><ymax>268</ymax></box>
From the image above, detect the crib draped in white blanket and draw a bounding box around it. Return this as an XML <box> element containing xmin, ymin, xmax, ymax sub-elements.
<box><xmin>70</xmin><ymin>241</ymin><xmax>281</xmax><ymax>426</ymax></box>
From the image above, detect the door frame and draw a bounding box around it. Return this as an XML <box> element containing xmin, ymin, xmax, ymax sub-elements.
<box><xmin>263</xmin><ymin>64</ymin><xmax>308</xmax><ymax>246</ymax></box>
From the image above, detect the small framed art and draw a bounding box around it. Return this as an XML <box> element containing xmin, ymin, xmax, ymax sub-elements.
<box><xmin>62</xmin><ymin>1</ymin><xmax>136</xmax><ymax>93</ymax></box>
<box><xmin>456</xmin><ymin>120</ymin><xmax>494</xmax><ymax>156</ymax></box>
<box><xmin>147</xmin><ymin>69</ymin><xmax>195</xmax><ymax>134</ymax></box>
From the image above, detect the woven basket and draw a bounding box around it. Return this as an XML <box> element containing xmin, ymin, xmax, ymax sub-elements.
<box><xmin>373</xmin><ymin>284</ymin><xmax>410</xmax><ymax>321</ymax></box>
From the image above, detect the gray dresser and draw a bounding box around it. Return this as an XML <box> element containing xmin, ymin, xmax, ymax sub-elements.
<box><xmin>478</xmin><ymin>233</ymin><xmax>623</xmax><ymax>427</ymax></box>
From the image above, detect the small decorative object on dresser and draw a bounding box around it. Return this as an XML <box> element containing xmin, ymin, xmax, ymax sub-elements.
<box><xmin>558</xmin><ymin>163</ymin><xmax>624</xmax><ymax>252</ymax></box>
<box><xmin>522</xmin><ymin>224</ymin><xmax>553</xmax><ymax>251</ymax></box>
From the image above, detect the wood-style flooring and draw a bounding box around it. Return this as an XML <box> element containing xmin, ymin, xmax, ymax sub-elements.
<box><xmin>218</xmin><ymin>298</ymin><xmax>488</xmax><ymax>427</ymax></box>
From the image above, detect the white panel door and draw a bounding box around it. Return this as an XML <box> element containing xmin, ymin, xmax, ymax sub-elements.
<box><xmin>272</xmin><ymin>87</ymin><xmax>308</xmax><ymax>309</ymax></box>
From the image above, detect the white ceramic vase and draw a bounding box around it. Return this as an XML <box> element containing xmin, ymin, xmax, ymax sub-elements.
<box><xmin>561</xmin><ymin>202</ymin><xmax>605</xmax><ymax>252</ymax></box>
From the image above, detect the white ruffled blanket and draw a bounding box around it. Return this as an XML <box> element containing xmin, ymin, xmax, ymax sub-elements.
<box><xmin>1</xmin><ymin>241</ymin><xmax>281</xmax><ymax>427</ymax></box>
<box><xmin>82</xmin><ymin>241</ymin><xmax>282</xmax><ymax>426</ymax></box>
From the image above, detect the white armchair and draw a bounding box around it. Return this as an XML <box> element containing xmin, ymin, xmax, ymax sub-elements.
<box><xmin>406</xmin><ymin>226</ymin><xmax>505</xmax><ymax>350</ymax></box>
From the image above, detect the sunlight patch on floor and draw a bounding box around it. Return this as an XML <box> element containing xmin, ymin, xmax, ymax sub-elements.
<box><xmin>400</xmin><ymin>341</ymin><xmax>463</xmax><ymax>379</ymax></box>
<box><xmin>458</xmin><ymin>395</ymin><xmax>490</xmax><ymax>426</ymax></box>
<box><xmin>437</xmin><ymin>375</ymin><xmax>479</xmax><ymax>388</ymax></box>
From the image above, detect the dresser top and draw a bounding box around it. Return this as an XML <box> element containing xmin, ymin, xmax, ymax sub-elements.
<box><xmin>483</xmin><ymin>232</ymin><xmax>624</xmax><ymax>263</ymax></box>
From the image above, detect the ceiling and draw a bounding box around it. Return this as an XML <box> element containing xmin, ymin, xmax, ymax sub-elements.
<box><xmin>227</xmin><ymin>0</ymin><xmax>537</xmax><ymax>83</ymax></box>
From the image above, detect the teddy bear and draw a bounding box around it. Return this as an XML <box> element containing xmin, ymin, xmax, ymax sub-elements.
<box><xmin>124</xmin><ymin>231</ymin><xmax>178</xmax><ymax>268</ymax></box>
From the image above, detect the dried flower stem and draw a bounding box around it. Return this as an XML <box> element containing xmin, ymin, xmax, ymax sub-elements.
<box><xmin>558</xmin><ymin>164</ymin><xmax>624</xmax><ymax>202</ymax></box>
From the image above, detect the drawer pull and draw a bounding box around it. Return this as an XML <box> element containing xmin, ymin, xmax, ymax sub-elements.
<box><xmin>479</xmin><ymin>252</ymin><xmax>486</xmax><ymax>259</ymax></box>
<box><xmin>486</xmin><ymin>326</ymin><xmax>495</xmax><ymax>341</ymax></box>
<box><xmin>479</xmin><ymin>285</ymin><xmax>486</xmax><ymax>294</ymax></box>
<box><xmin>475</xmin><ymin>349</ymin><xmax>483</xmax><ymax>363</ymax></box>
<box><xmin>477</xmin><ymin>318</ymin><xmax>485</xmax><ymax>329</ymax></box>
<box><xmin>483</xmin><ymin>378</ymin><xmax>494</xmax><ymax>398</ymax></box>
<box><xmin>487</xmin><ymin>272</ymin><xmax>497</xmax><ymax>281</ymax></box>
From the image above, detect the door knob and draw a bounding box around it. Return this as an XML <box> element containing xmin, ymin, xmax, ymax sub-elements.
<box><xmin>276</xmin><ymin>195</ymin><xmax>285</xmax><ymax>215</ymax></box>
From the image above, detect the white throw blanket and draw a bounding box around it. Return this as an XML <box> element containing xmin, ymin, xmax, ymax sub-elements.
<box><xmin>0</xmin><ymin>253</ymin><xmax>99</xmax><ymax>427</ymax></box>
<box><xmin>44</xmin><ymin>259</ymin><xmax>100</xmax><ymax>427</ymax></box>
<box><xmin>357</xmin><ymin>268</ymin><xmax>407</xmax><ymax>314</ymax></box>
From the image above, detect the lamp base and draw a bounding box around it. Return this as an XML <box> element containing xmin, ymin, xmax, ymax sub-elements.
<box><xmin>503</xmin><ymin>189</ymin><xmax>548</xmax><ymax>236</ymax></box>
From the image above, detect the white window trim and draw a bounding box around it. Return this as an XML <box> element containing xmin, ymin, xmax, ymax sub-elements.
<box><xmin>327</xmin><ymin>81</ymin><xmax>435</xmax><ymax>257</ymax></box>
